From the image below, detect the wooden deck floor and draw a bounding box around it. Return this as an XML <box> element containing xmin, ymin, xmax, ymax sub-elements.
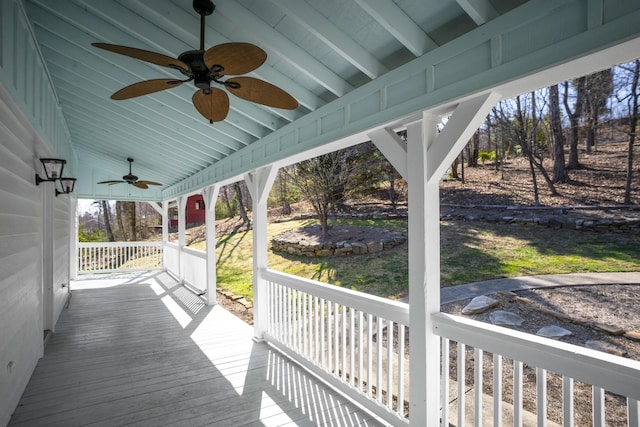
<box><xmin>9</xmin><ymin>272</ymin><xmax>384</xmax><ymax>427</ymax></box>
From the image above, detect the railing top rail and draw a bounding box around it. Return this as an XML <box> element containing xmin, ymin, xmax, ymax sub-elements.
<box><xmin>78</xmin><ymin>241</ymin><xmax>163</xmax><ymax>248</ymax></box>
<box><xmin>182</xmin><ymin>246</ymin><xmax>206</xmax><ymax>258</ymax></box>
<box><xmin>433</xmin><ymin>312</ymin><xmax>640</xmax><ymax>401</ymax></box>
<box><xmin>263</xmin><ymin>268</ymin><xmax>409</xmax><ymax>325</ymax></box>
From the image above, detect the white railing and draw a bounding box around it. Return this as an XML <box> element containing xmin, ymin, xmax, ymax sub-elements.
<box><xmin>164</xmin><ymin>242</ymin><xmax>180</xmax><ymax>278</ymax></box>
<box><xmin>182</xmin><ymin>246</ymin><xmax>207</xmax><ymax>292</ymax></box>
<box><xmin>433</xmin><ymin>312</ymin><xmax>640</xmax><ymax>427</ymax></box>
<box><xmin>262</xmin><ymin>269</ymin><xmax>410</xmax><ymax>426</ymax></box>
<box><xmin>77</xmin><ymin>241</ymin><xmax>163</xmax><ymax>274</ymax></box>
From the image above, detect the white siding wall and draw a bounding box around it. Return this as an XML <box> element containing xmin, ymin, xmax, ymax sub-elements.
<box><xmin>0</xmin><ymin>90</ymin><xmax>41</xmax><ymax>426</ymax></box>
<box><xmin>0</xmin><ymin>1</ymin><xmax>76</xmax><ymax>422</ymax></box>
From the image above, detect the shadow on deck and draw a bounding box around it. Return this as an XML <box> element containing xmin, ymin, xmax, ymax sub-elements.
<box><xmin>9</xmin><ymin>272</ymin><xmax>383</xmax><ymax>426</ymax></box>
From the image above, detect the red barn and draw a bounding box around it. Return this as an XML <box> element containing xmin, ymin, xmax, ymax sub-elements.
<box><xmin>169</xmin><ymin>194</ymin><xmax>206</xmax><ymax>228</ymax></box>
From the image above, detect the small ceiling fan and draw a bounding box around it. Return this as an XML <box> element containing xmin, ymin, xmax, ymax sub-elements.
<box><xmin>97</xmin><ymin>158</ymin><xmax>162</xmax><ymax>189</ymax></box>
<box><xmin>92</xmin><ymin>0</ymin><xmax>298</xmax><ymax>123</ymax></box>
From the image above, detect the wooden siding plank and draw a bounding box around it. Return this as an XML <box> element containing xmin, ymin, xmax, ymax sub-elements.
<box><xmin>9</xmin><ymin>274</ymin><xmax>381</xmax><ymax>427</ymax></box>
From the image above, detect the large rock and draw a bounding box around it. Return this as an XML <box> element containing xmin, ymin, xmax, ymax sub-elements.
<box><xmin>489</xmin><ymin>310</ymin><xmax>524</xmax><ymax>326</ymax></box>
<box><xmin>591</xmin><ymin>322</ymin><xmax>624</xmax><ymax>336</ymax></box>
<box><xmin>536</xmin><ymin>325</ymin><xmax>572</xmax><ymax>339</ymax></box>
<box><xmin>462</xmin><ymin>295</ymin><xmax>499</xmax><ymax>315</ymax></box>
<box><xmin>585</xmin><ymin>340</ymin><xmax>626</xmax><ymax>357</ymax></box>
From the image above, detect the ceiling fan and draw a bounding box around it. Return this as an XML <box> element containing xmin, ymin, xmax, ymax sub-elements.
<box><xmin>92</xmin><ymin>0</ymin><xmax>298</xmax><ymax>123</ymax></box>
<box><xmin>97</xmin><ymin>158</ymin><xmax>162</xmax><ymax>189</ymax></box>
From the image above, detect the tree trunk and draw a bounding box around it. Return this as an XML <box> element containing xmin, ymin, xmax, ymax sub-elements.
<box><xmin>624</xmin><ymin>60</ymin><xmax>639</xmax><ymax>204</ymax></box>
<box><xmin>450</xmin><ymin>156</ymin><xmax>460</xmax><ymax>180</ymax></box>
<box><xmin>115</xmin><ymin>201</ymin><xmax>127</xmax><ymax>241</ymax></box>
<box><xmin>564</xmin><ymin>78</ymin><xmax>586</xmax><ymax>169</ymax></box>
<box><xmin>101</xmin><ymin>200</ymin><xmax>115</xmax><ymax>242</ymax></box>
<box><xmin>467</xmin><ymin>130</ymin><xmax>479</xmax><ymax>167</ymax></box>
<box><xmin>234</xmin><ymin>182</ymin><xmax>250</xmax><ymax>225</ymax></box>
<box><xmin>550</xmin><ymin>84</ymin><xmax>569</xmax><ymax>183</ymax></box>
<box><xmin>124</xmin><ymin>201</ymin><xmax>137</xmax><ymax>241</ymax></box>
<box><xmin>221</xmin><ymin>185</ymin><xmax>234</xmax><ymax>218</ymax></box>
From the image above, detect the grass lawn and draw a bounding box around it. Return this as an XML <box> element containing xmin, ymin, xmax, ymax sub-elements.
<box><xmin>189</xmin><ymin>218</ymin><xmax>640</xmax><ymax>301</ymax></box>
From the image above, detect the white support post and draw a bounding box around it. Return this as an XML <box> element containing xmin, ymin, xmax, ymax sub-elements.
<box><xmin>203</xmin><ymin>185</ymin><xmax>220</xmax><ymax>306</ymax></box>
<box><xmin>69</xmin><ymin>197</ymin><xmax>78</xmax><ymax>281</ymax></box>
<box><xmin>407</xmin><ymin>114</ymin><xmax>441</xmax><ymax>426</ymax></box>
<box><xmin>245</xmin><ymin>165</ymin><xmax>278</xmax><ymax>341</ymax></box>
<box><xmin>177</xmin><ymin>196</ymin><xmax>187</xmax><ymax>283</ymax></box>
<box><xmin>161</xmin><ymin>202</ymin><xmax>168</xmax><ymax>270</ymax></box>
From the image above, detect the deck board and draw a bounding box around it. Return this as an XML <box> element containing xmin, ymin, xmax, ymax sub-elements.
<box><xmin>9</xmin><ymin>272</ymin><xmax>383</xmax><ymax>427</ymax></box>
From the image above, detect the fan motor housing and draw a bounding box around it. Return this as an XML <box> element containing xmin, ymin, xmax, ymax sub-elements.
<box><xmin>178</xmin><ymin>50</ymin><xmax>211</xmax><ymax>89</ymax></box>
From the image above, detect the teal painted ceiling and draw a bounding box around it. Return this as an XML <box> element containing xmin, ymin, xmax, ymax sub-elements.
<box><xmin>22</xmin><ymin>0</ymin><xmax>532</xmax><ymax>199</ymax></box>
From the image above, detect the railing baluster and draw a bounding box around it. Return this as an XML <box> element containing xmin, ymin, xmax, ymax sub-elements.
<box><xmin>358</xmin><ymin>311</ymin><xmax>364</xmax><ymax>392</ymax></box>
<box><xmin>387</xmin><ymin>319</ymin><xmax>394</xmax><ymax>409</ymax></box>
<box><xmin>628</xmin><ymin>397</ymin><xmax>640</xmax><ymax>427</ymax></box>
<box><xmin>314</xmin><ymin>296</ymin><xmax>319</xmax><ymax>363</ymax></box>
<box><xmin>334</xmin><ymin>302</ymin><xmax>339</xmax><ymax>377</ymax></box>
<box><xmin>398</xmin><ymin>322</ymin><xmax>405</xmax><ymax>418</ymax></box>
<box><xmin>327</xmin><ymin>299</ymin><xmax>332</xmax><ymax>373</ymax></box>
<box><xmin>377</xmin><ymin>316</ymin><xmax>383</xmax><ymax>404</ymax></box>
<box><xmin>474</xmin><ymin>347</ymin><xmax>483</xmax><ymax>427</ymax></box>
<box><xmin>513</xmin><ymin>360</ymin><xmax>523</xmax><ymax>427</ymax></box>
<box><xmin>493</xmin><ymin>353</ymin><xmax>502</xmax><ymax>427</ymax></box>
<box><xmin>457</xmin><ymin>342</ymin><xmax>466</xmax><ymax>427</ymax></box>
<box><xmin>287</xmin><ymin>287</ymin><xmax>293</xmax><ymax>348</ymax></box>
<box><xmin>441</xmin><ymin>337</ymin><xmax>450</xmax><ymax>427</ymax></box>
<box><xmin>350</xmin><ymin>307</ymin><xmax>355</xmax><ymax>387</ymax></box>
<box><xmin>320</xmin><ymin>298</ymin><xmax>326</xmax><ymax>369</ymax></box>
<box><xmin>308</xmin><ymin>291</ymin><xmax>313</xmax><ymax>359</ymax></box>
<box><xmin>536</xmin><ymin>367</ymin><xmax>547</xmax><ymax>427</ymax></box>
<box><xmin>342</xmin><ymin>304</ymin><xmax>347</xmax><ymax>381</ymax></box>
<box><xmin>562</xmin><ymin>376</ymin><xmax>574</xmax><ymax>427</ymax></box>
<box><xmin>367</xmin><ymin>313</ymin><xmax>373</xmax><ymax>397</ymax></box>
<box><xmin>593</xmin><ymin>386</ymin><xmax>605</xmax><ymax>427</ymax></box>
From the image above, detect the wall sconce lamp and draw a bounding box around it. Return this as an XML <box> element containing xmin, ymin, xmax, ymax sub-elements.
<box><xmin>35</xmin><ymin>158</ymin><xmax>77</xmax><ymax>196</ymax></box>
<box><xmin>56</xmin><ymin>177</ymin><xmax>77</xmax><ymax>196</ymax></box>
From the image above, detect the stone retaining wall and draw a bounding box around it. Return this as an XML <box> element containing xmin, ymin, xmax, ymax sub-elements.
<box><xmin>441</xmin><ymin>212</ymin><xmax>640</xmax><ymax>233</ymax></box>
<box><xmin>271</xmin><ymin>233</ymin><xmax>406</xmax><ymax>257</ymax></box>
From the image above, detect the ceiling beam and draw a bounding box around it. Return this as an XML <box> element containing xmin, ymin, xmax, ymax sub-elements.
<box><xmin>456</xmin><ymin>0</ymin><xmax>499</xmax><ymax>25</ymax></box>
<box><xmin>214</xmin><ymin>0</ymin><xmax>353</xmax><ymax>96</ymax></box>
<box><xmin>274</xmin><ymin>0</ymin><xmax>388</xmax><ymax>80</ymax></box>
<box><xmin>353</xmin><ymin>0</ymin><xmax>438</xmax><ymax>57</ymax></box>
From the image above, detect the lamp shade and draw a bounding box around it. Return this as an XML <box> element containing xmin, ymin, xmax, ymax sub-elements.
<box><xmin>40</xmin><ymin>158</ymin><xmax>66</xmax><ymax>180</ymax></box>
<box><xmin>58</xmin><ymin>177</ymin><xmax>76</xmax><ymax>194</ymax></box>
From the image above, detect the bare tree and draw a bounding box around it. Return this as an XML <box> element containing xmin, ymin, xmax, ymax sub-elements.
<box><xmin>234</xmin><ymin>181</ymin><xmax>250</xmax><ymax>225</ymax></box>
<box><xmin>563</xmin><ymin>77</ymin><xmax>586</xmax><ymax>169</ymax></box>
<box><xmin>100</xmin><ymin>200</ymin><xmax>115</xmax><ymax>241</ymax></box>
<box><xmin>618</xmin><ymin>60</ymin><xmax>640</xmax><ymax>204</ymax></box>
<box><xmin>584</xmin><ymin>69</ymin><xmax>614</xmax><ymax>153</ymax></box>
<box><xmin>550</xmin><ymin>84</ymin><xmax>569</xmax><ymax>183</ymax></box>
<box><xmin>286</xmin><ymin>150</ymin><xmax>355</xmax><ymax>238</ymax></box>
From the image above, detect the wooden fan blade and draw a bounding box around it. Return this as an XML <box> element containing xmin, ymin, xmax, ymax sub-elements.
<box><xmin>93</xmin><ymin>43</ymin><xmax>189</xmax><ymax>72</ymax></box>
<box><xmin>97</xmin><ymin>180</ymin><xmax>125</xmax><ymax>185</ymax></box>
<box><xmin>226</xmin><ymin>77</ymin><xmax>298</xmax><ymax>109</ymax></box>
<box><xmin>203</xmin><ymin>43</ymin><xmax>266</xmax><ymax>75</ymax></box>
<box><xmin>132</xmin><ymin>182</ymin><xmax>149</xmax><ymax>189</ymax></box>
<box><xmin>111</xmin><ymin>79</ymin><xmax>183</xmax><ymax>100</ymax></box>
<box><xmin>192</xmin><ymin>88</ymin><xmax>230</xmax><ymax>123</ymax></box>
<box><xmin>136</xmin><ymin>180</ymin><xmax>162</xmax><ymax>186</ymax></box>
